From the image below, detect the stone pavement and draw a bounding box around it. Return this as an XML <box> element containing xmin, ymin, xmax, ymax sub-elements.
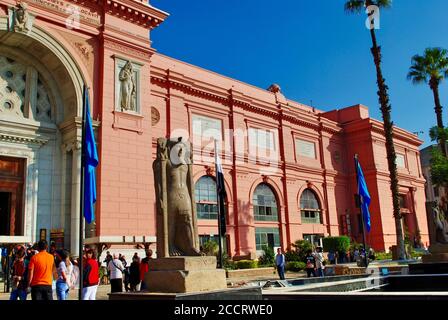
<box><xmin>0</xmin><ymin>271</ymin><xmax>307</xmax><ymax>300</ymax></box>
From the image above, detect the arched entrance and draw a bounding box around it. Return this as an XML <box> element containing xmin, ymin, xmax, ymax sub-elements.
<box><xmin>0</xmin><ymin>19</ymin><xmax>86</xmax><ymax>253</ymax></box>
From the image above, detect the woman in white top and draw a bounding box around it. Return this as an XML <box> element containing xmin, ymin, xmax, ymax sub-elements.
<box><xmin>55</xmin><ymin>250</ymin><xmax>72</xmax><ymax>300</ymax></box>
<box><xmin>70</xmin><ymin>257</ymin><xmax>80</xmax><ymax>290</ymax></box>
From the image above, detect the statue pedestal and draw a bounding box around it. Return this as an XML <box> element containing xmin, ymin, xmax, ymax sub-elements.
<box><xmin>145</xmin><ymin>256</ymin><xmax>227</xmax><ymax>293</ymax></box>
<box><xmin>422</xmin><ymin>244</ymin><xmax>448</xmax><ymax>263</ymax></box>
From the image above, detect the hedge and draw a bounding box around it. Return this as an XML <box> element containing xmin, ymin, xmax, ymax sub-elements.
<box><xmin>235</xmin><ymin>260</ymin><xmax>258</xmax><ymax>269</ymax></box>
<box><xmin>285</xmin><ymin>261</ymin><xmax>306</xmax><ymax>272</ymax></box>
<box><xmin>323</xmin><ymin>236</ymin><xmax>350</xmax><ymax>253</ymax></box>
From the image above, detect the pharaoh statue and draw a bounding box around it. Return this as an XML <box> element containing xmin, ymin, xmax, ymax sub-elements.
<box><xmin>433</xmin><ymin>198</ymin><xmax>448</xmax><ymax>244</ymax></box>
<box><xmin>119</xmin><ymin>61</ymin><xmax>136</xmax><ymax>111</ymax></box>
<box><xmin>153</xmin><ymin>137</ymin><xmax>201</xmax><ymax>257</ymax></box>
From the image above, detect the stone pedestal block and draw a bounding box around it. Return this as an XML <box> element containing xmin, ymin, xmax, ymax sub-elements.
<box><xmin>145</xmin><ymin>256</ymin><xmax>227</xmax><ymax>293</ymax></box>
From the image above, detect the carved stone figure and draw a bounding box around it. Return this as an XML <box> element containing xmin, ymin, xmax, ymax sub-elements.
<box><xmin>433</xmin><ymin>200</ymin><xmax>448</xmax><ymax>244</ymax></box>
<box><xmin>153</xmin><ymin>137</ymin><xmax>201</xmax><ymax>257</ymax></box>
<box><xmin>119</xmin><ymin>61</ymin><xmax>136</xmax><ymax>111</ymax></box>
<box><xmin>14</xmin><ymin>2</ymin><xmax>30</xmax><ymax>32</ymax></box>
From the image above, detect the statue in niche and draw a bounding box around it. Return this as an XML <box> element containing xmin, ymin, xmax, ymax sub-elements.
<box><xmin>119</xmin><ymin>61</ymin><xmax>136</xmax><ymax>112</ymax></box>
<box><xmin>153</xmin><ymin>137</ymin><xmax>201</xmax><ymax>257</ymax></box>
<box><xmin>14</xmin><ymin>2</ymin><xmax>30</xmax><ymax>32</ymax></box>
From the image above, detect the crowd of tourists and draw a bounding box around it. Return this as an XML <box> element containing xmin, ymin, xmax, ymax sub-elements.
<box><xmin>0</xmin><ymin>240</ymin><xmax>153</xmax><ymax>300</ymax></box>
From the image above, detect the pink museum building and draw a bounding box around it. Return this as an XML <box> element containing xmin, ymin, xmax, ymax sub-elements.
<box><xmin>0</xmin><ymin>0</ymin><xmax>429</xmax><ymax>258</ymax></box>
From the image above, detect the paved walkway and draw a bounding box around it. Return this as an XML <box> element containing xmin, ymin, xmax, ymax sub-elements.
<box><xmin>0</xmin><ymin>271</ymin><xmax>308</xmax><ymax>300</ymax></box>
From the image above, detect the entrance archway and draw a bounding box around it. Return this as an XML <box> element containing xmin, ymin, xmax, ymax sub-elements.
<box><xmin>0</xmin><ymin>18</ymin><xmax>87</xmax><ymax>251</ymax></box>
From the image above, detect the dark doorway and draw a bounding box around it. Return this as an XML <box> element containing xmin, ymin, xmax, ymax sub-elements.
<box><xmin>0</xmin><ymin>156</ymin><xmax>25</xmax><ymax>236</ymax></box>
<box><xmin>0</xmin><ymin>192</ymin><xmax>11</xmax><ymax>235</ymax></box>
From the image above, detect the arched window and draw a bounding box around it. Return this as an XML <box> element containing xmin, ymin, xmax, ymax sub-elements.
<box><xmin>300</xmin><ymin>189</ymin><xmax>322</xmax><ymax>224</ymax></box>
<box><xmin>195</xmin><ymin>176</ymin><xmax>218</xmax><ymax>220</ymax></box>
<box><xmin>253</xmin><ymin>183</ymin><xmax>278</xmax><ymax>221</ymax></box>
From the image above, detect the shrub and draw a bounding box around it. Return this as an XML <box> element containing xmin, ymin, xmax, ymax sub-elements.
<box><xmin>375</xmin><ymin>251</ymin><xmax>392</xmax><ymax>260</ymax></box>
<box><xmin>202</xmin><ymin>240</ymin><xmax>219</xmax><ymax>256</ymax></box>
<box><xmin>235</xmin><ymin>260</ymin><xmax>258</xmax><ymax>269</ymax></box>
<box><xmin>285</xmin><ymin>249</ymin><xmax>300</xmax><ymax>262</ymax></box>
<box><xmin>323</xmin><ymin>236</ymin><xmax>351</xmax><ymax>254</ymax></box>
<box><xmin>222</xmin><ymin>254</ymin><xmax>236</xmax><ymax>270</ymax></box>
<box><xmin>292</xmin><ymin>240</ymin><xmax>313</xmax><ymax>262</ymax></box>
<box><xmin>258</xmin><ymin>245</ymin><xmax>275</xmax><ymax>267</ymax></box>
<box><xmin>286</xmin><ymin>261</ymin><xmax>306</xmax><ymax>272</ymax></box>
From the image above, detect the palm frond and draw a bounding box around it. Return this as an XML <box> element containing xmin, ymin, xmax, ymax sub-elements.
<box><xmin>344</xmin><ymin>0</ymin><xmax>365</xmax><ymax>14</ymax></box>
<box><xmin>374</xmin><ymin>0</ymin><xmax>393</xmax><ymax>9</ymax></box>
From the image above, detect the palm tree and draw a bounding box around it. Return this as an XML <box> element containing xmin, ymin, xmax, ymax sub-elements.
<box><xmin>408</xmin><ymin>47</ymin><xmax>448</xmax><ymax>156</ymax></box>
<box><xmin>345</xmin><ymin>0</ymin><xmax>406</xmax><ymax>260</ymax></box>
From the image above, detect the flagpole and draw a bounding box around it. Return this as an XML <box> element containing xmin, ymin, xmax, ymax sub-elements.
<box><xmin>215</xmin><ymin>139</ymin><xmax>223</xmax><ymax>269</ymax></box>
<box><xmin>354</xmin><ymin>154</ymin><xmax>368</xmax><ymax>268</ymax></box>
<box><xmin>78</xmin><ymin>86</ymin><xmax>88</xmax><ymax>300</ymax></box>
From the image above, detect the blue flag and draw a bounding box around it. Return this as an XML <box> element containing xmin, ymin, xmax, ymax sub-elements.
<box><xmin>83</xmin><ymin>86</ymin><xmax>98</xmax><ymax>224</ymax></box>
<box><xmin>356</xmin><ymin>158</ymin><xmax>371</xmax><ymax>232</ymax></box>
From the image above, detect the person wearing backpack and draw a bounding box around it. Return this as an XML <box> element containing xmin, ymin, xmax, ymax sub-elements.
<box><xmin>107</xmin><ymin>253</ymin><xmax>124</xmax><ymax>293</ymax></box>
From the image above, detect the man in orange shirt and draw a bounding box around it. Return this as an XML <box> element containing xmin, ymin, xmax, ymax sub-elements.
<box><xmin>27</xmin><ymin>240</ymin><xmax>57</xmax><ymax>300</ymax></box>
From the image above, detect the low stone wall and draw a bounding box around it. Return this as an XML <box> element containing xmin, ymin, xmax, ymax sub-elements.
<box><xmin>226</xmin><ymin>267</ymin><xmax>277</xmax><ymax>280</ymax></box>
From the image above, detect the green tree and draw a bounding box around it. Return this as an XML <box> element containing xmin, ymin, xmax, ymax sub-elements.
<box><xmin>408</xmin><ymin>48</ymin><xmax>448</xmax><ymax>156</ymax></box>
<box><xmin>429</xmin><ymin>127</ymin><xmax>448</xmax><ymax>187</ymax></box>
<box><xmin>345</xmin><ymin>0</ymin><xmax>406</xmax><ymax>260</ymax></box>
<box><xmin>292</xmin><ymin>240</ymin><xmax>313</xmax><ymax>262</ymax></box>
<box><xmin>258</xmin><ymin>245</ymin><xmax>275</xmax><ymax>267</ymax></box>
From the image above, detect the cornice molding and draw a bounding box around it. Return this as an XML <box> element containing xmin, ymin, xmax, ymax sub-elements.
<box><xmin>0</xmin><ymin>132</ymin><xmax>49</xmax><ymax>146</ymax></box>
<box><xmin>104</xmin><ymin>0</ymin><xmax>168</xmax><ymax>30</ymax></box>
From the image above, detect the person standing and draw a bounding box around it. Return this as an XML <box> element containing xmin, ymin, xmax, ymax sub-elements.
<box><xmin>129</xmin><ymin>255</ymin><xmax>141</xmax><ymax>292</ymax></box>
<box><xmin>70</xmin><ymin>257</ymin><xmax>80</xmax><ymax>291</ymax></box>
<box><xmin>314</xmin><ymin>247</ymin><xmax>325</xmax><ymax>277</ymax></box>
<box><xmin>108</xmin><ymin>253</ymin><xmax>124</xmax><ymax>293</ymax></box>
<box><xmin>55</xmin><ymin>250</ymin><xmax>72</xmax><ymax>300</ymax></box>
<box><xmin>10</xmin><ymin>248</ymin><xmax>27</xmax><ymax>300</ymax></box>
<box><xmin>305</xmin><ymin>249</ymin><xmax>316</xmax><ymax>278</ymax></box>
<box><xmin>82</xmin><ymin>249</ymin><xmax>99</xmax><ymax>300</ymax></box>
<box><xmin>27</xmin><ymin>240</ymin><xmax>57</xmax><ymax>300</ymax></box>
<box><xmin>139</xmin><ymin>249</ymin><xmax>152</xmax><ymax>291</ymax></box>
<box><xmin>275</xmin><ymin>248</ymin><xmax>286</xmax><ymax>280</ymax></box>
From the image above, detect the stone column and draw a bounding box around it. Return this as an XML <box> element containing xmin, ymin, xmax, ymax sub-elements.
<box><xmin>70</xmin><ymin>140</ymin><xmax>82</xmax><ymax>256</ymax></box>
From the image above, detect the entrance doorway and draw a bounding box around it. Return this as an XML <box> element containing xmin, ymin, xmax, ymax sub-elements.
<box><xmin>0</xmin><ymin>156</ymin><xmax>25</xmax><ymax>236</ymax></box>
<box><xmin>0</xmin><ymin>192</ymin><xmax>11</xmax><ymax>235</ymax></box>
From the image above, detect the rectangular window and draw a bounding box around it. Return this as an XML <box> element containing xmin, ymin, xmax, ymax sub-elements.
<box><xmin>303</xmin><ymin>234</ymin><xmax>324</xmax><ymax>247</ymax></box>
<box><xmin>249</xmin><ymin>128</ymin><xmax>275</xmax><ymax>151</ymax></box>
<box><xmin>192</xmin><ymin>114</ymin><xmax>222</xmax><ymax>141</ymax></box>
<box><xmin>396</xmin><ymin>154</ymin><xmax>406</xmax><ymax>168</ymax></box>
<box><xmin>301</xmin><ymin>210</ymin><xmax>321</xmax><ymax>224</ymax></box>
<box><xmin>255</xmin><ymin>227</ymin><xmax>280</xmax><ymax>250</ymax></box>
<box><xmin>295</xmin><ymin>139</ymin><xmax>316</xmax><ymax>159</ymax></box>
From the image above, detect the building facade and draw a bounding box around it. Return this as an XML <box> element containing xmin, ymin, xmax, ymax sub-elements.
<box><xmin>0</xmin><ymin>0</ymin><xmax>428</xmax><ymax>257</ymax></box>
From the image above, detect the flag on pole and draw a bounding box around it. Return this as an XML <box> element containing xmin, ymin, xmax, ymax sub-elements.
<box><xmin>215</xmin><ymin>141</ymin><xmax>227</xmax><ymax>235</ymax></box>
<box><xmin>83</xmin><ymin>86</ymin><xmax>98</xmax><ymax>224</ymax></box>
<box><xmin>355</xmin><ymin>157</ymin><xmax>371</xmax><ymax>232</ymax></box>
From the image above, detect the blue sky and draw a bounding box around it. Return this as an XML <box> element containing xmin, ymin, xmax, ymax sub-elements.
<box><xmin>151</xmin><ymin>0</ymin><xmax>448</xmax><ymax>148</ymax></box>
